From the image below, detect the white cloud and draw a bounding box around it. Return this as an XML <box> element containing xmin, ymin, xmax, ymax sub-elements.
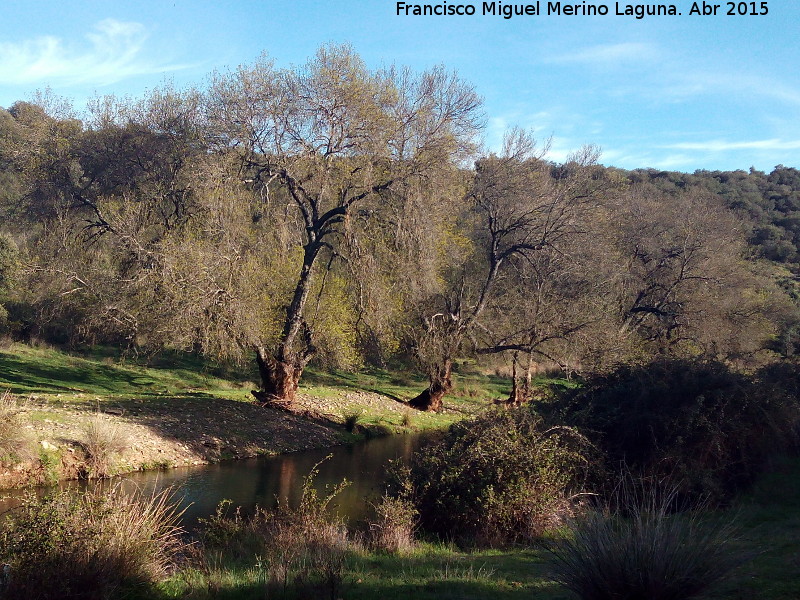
<box><xmin>663</xmin><ymin>139</ymin><xmax>800</xmax><ymax>152</ymax></box>
<box><xmin>661</xmin><ymin>72</ymin><xmax>800</xmax><ymax>106</ymax></box>
<box><xmin>0</xmin><ymin>19</ymin><xmax>188</xmax><ymax>87</ymax></box>
<box><xmin>547</xmin><ymin>42</ymin><xmax>660</xmax><ymax>66</ymax></box>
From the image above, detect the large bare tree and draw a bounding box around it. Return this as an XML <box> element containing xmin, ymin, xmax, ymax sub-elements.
<box><xmin>409</xmin><ymin>133</ymin><xmax>602</xmax><ymax>411</ymax></box>
<box><xmin>207</xmin><ymin>45</ymin><xmax>482</xmax><ymax>407</ymax></box>
<box><xmin>610</xmin><ymin>185</ymin><xmax>784</xmax><ymax>361</ymax></box>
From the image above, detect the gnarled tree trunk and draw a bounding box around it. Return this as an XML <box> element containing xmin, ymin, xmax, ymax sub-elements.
<box><xmin>505</xmin><ymin>352</ymin><xmax>531</xmax><ymax>406</ymax></box>
<box><xmin>252</xmin><ymin>242</ymin><xmax>319</xmax><ymax>409</ymax></box>
<box><xmin>253</xmin><ymin>346</ymin><xmax>304</xmax><ymax>407</ymax></box>
<box><xmin>409</xmin><ymin>358</ymin><xmax>452</xmax><ymax>412</ymax></box>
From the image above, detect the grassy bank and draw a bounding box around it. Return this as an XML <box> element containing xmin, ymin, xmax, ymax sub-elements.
<box><xmin>3</xmin><ymin>456</ymin><xmax>799</xmax><ymax>600</ymax></box>
<box><xmin>142</xmin><ymin>457</ymin><xmax>800</xmax><ymax>600</ymax></box>
<box><xmin>0</xmin><ymin>342</ymin><xmax>523</xmax><ymax>487</ymax></box>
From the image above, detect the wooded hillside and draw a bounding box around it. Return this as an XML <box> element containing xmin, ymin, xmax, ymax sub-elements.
<box><xmin>1</xmin><ymin>46</ymin><xmax>797</xmax><ymax>411</ymax></box>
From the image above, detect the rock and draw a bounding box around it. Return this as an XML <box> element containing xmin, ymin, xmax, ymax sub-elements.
<box><xmin>40</xmin><ymin>440</ymin><xmax>58</xmax><ymax>451</ymax></box>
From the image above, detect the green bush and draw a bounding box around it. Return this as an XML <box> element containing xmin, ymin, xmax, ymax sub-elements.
<box><xmin>542</xmin><ymin>359</ymin><xmax>800</xmax><ymax>500</ymax></box>
<box><xmin>544</xmin><ymin>483</ymin><xmax>745</xmax><ymax>600</ymax></box>
<box><xmin>0</xmin><ymin>486</ymin><xmax>185</xmax><ymax>600</ymax></box>
<box><xmin>368</xmin><ymin>494</ymin><xmax>417</xmax><ymax>554</ymax></box>
<box><xmin>197</xmin><ymin>457</ymin><xmax>354</xmax><ymax>600</ymax></box>
<box><xmin>389</xmin><ymin>408</ymin><xmax>594</xmax><ymax>546</ymax></box>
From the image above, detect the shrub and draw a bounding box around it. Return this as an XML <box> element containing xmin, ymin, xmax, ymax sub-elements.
<box><xmin>389</xmin><ymin>408</ymin><xmax>594</xmax><ymax>546</ymax></box>
<box><xmin>543</xmin><ymin>482</ymin><xmax>746</xmax><ymax>600</ymax></box>
<box><xmin>79</xmin><ymin>413</ymin><xmax>130</xmax><ymax>478</ymax></box>
<box><xmin>543</xmin><ymin>359</ymin><xmax>800</xmax><ymax>500</ymax></box>
<box><xmin>342</xmin><ymin>409</ymin><xmax>364</xmax><ymax>432</ymax></box>
<box><xmin>0</xmin><ymin>390</ymin><xmax>33</xmax><ymax>464</ymax></box>
<box><xmin>368</xmin><ymin>494</ymin><xmax>417</xmax><ymax>554</ymax></box>
<box><xmin>198</xmin><ymin>457</ymin><xmax>353</xmax><ymax>599</ymax></box>
<box><xmin>0</xmin><ymin>486</ymin><xmax>185</xmax><ymax>600</ymax></box>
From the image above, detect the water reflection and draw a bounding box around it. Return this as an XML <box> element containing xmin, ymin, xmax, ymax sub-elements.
<box><xmin>0</xmin><ymin>433</ymin><xmax>424</xmax><ymax>530</ymax></box>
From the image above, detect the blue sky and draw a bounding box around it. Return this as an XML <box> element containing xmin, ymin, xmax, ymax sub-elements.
<box><xmin>0</xmin><ymin>0</ymin><xmax>798</xmax><ymax>172</ymax></box>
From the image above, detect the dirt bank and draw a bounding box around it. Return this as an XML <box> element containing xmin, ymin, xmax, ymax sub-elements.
<box><xmin>0</xmin><ymin>390</ymin><xmax>425</xmax><ymax>489</ymax></box>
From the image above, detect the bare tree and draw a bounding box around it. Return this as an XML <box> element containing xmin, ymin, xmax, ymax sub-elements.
<box><xmin>475</xmin><ymin>216</ymin><xmax>616</xmax><ymax>401</ymax></box>
<box><xmin>610</xmin><ymin>185</ymin><xmax>782</xmax><ymax>361</ymax></box>
<box><xmin>207</xmin><ymin>45</ymin><xmax>482</xmax><ymax>407</ymax></box>
<box><xmin>409</xmin><ymin>134</ymin><xmax>602</xmax><ymax>411</ymax></box>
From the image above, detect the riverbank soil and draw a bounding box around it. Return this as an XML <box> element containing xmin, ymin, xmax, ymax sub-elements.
<box><xmin>0</xmin><ymin>343</ymin><xmax>496</xmax><ymax>488</ymax></box>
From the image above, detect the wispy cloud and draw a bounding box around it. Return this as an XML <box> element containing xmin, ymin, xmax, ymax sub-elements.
<box><xmin>546</xmin><ymin>39</ymin><xmax>800</xmax><ymax>109</ymax></box>
<box><xmin>486</xmin><ymin>109</ymin><xmax>591</xmax><ymax>163</ymax></box>
<box><xmin>663</xmin><ymin>139</ymin><xmax>800</xmax><ymax>152</ymax></box>
<box><xmin>661</xmin><ymin>71</ymin><xmax>800</xmax><ymax>106</ymax></box>
<box><xmin>0</xmin><ymin>19</ymin><xmax>189</xmax><ymax>87</ymax></box>
<box><xmin>602</xmin><ymin>149</ymin><xmax>698</xmax><ymax>170</ymax></box>
<box><xmin>547</xmin><ymin>42</ymin><xmax>660</xmax><ymax>66</ymax></box>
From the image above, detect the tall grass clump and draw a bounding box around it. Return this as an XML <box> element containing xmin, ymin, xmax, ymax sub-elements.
<box><xmin>197</xmin><ymin>457</ymin><xmax>354</xmax><ymax>599</ymax></box>
<box><xmin>389</xmin><ymin>407</ymin><xmax>594</xmax><ymax>546</ymax></box>
<box><xmin>0</xmin><ymin>390</ymin><xmax>33</xmax><ymax>464</ymax></box>
<box><xmin>368</xmin><ymin>494</ymin><xmax>417</xmax><ymax>554</ymax></box>
<box><xmin>342</xmin><ymin>409</ymin><xmax>364</xmax><ymax>432</ymax></box>
<box><xmin>0</xmin><ymin>485</ymin><xmax>185</xmax><ymax>600</ymax></box>
<box><xmin>79</xmin><ymin>413</ymin><xmax>130</xmax><ymax>478</ymax></box>
<box><xmin>400</xmin><ymin>409</ymin><xmax>414</xmax><ymax>429</ymax></box>
<box><xmin>543</xmin><ymin>482</ymin><xmax>746</xmax><ymax>600</ymax></box>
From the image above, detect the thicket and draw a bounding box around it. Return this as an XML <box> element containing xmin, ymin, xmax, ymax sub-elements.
<box><xmin>193</xmin><ymin>459</ymin><xmax>356</xmax><ymax>599</ymax></box>
<box><xmin>0</xmin><ymin>487</ymin><xmax>184</xmax><ymax>600</ymax></box>
<box><xmin>381</xmin><ymin>357</ymin><xmax>800</xmax><ymax>552</ymax></box>
<box><xmin>387</xmin><ymin>408</ymin><xmax>594</xmax><ymax>546</ymax></box>
<box><xmin>541</xmin><ymin>359</ymin><xmax>800</xmax><ymax>500</ymax></box>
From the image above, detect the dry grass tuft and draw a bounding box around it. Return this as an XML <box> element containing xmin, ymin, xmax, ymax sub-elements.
<box><xmin>0</xmin><ymin>485</ymin><xmax>186</xmax><ymax>599</ymax></box>
<box><xmin>0</xmin><ymin>390</ymin><xmax>33</xmax><ymax>464</ymax></box>
<box><xmin>543</xmin><ymin>483</ymin><xmax>747</xmax><ymax>600</ymax></box>
<box><xmin>79</xmin><ymin>413</ymin><xmax>130</xmax><ymax>478</ymax></box>
<box><xmin>342</xmin><ymin>409</ymin><xmax>364</xmax><ymax>432</ymax></box>
<box><xmin>400</xmin><ymin>409</ymin><xmax>414</xmax><ymax>428</ymax></box>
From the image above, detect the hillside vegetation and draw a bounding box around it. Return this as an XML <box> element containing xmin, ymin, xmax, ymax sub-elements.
<box><xmin>1</xmin><ymin>44</ymin><xmax>800</xmax><ymax>600</ymax></box>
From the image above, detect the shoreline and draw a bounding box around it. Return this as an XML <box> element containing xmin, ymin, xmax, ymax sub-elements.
<box><xmin>0</xmin><ymin>343</ymin><xmax>495</xmax><ymax>490</ymax></box>
<box><xmin>0</xmin><ymin>388</ymin><xmax>470</xmax><ymax>490</ymax></box>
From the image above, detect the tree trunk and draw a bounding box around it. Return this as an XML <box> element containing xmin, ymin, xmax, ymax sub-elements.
<box><xmin>506</xmin><ymin>378</ymin><xmax>524</xmax><ymax>406</ymax></box>
<box><xmin>505</xmin><ymin>352</ymin><xmax>524</xmax><ymax>406</ymax></box>
<box><xmin>409</xmin><ymin>359</ymin><xmax>452</xmax><ymax>412</ymax></box>
<box><xmin>524</xmin><ymin>351</ymin><xmax>534</xmax><ymax>398</ymax></box>
<box><xmin>252</xmin><ymin>346</ymin><xmax>303</xmax><ymax>408</ymax></box>
<box><xmin>252</xmin><ymin>241</ymin><xmax>320</xmax><ymax>408</ymax></box>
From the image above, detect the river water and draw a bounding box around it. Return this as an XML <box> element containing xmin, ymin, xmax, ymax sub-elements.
<box><xmin>0</xmin><ymin>433</ymin><xmax>426</xmax><ymax>530</ymax></box>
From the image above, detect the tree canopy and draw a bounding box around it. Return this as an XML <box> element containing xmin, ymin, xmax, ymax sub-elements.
<box><xmin>0</xmin><ymin>45</ymin><xmax>796</xmax><ymax>411</ymax></box>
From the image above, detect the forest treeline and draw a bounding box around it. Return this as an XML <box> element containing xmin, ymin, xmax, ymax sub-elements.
<box><xmin>0</xmin><ymin>44</ymin><xmax>798</xmax><ymax>411</ymax></box>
